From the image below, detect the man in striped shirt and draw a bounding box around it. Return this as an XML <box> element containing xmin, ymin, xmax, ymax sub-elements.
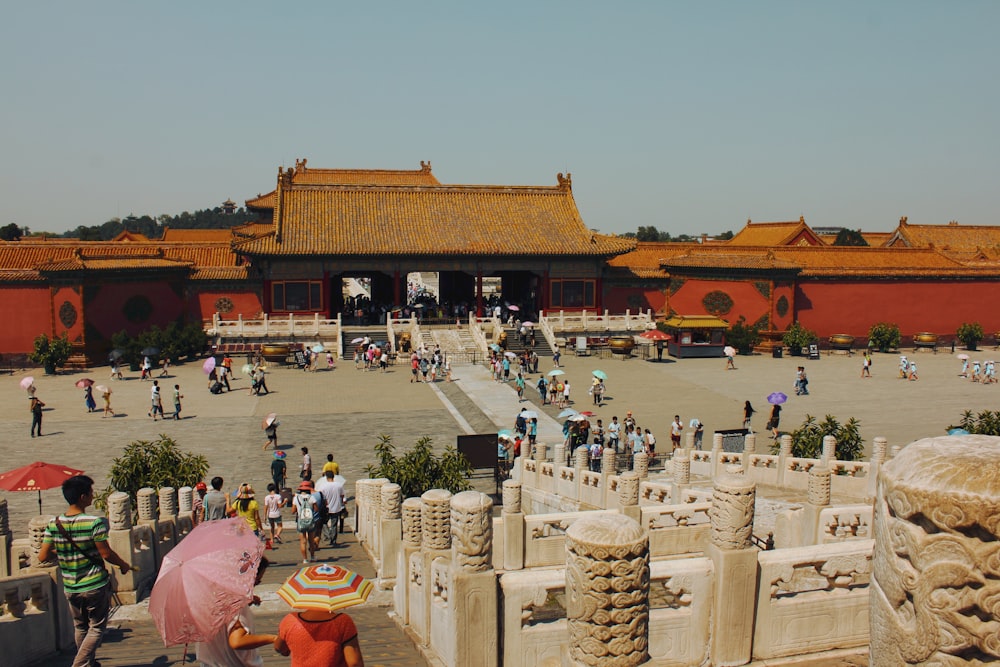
<box><xmin>39</xmin><ymin>475</ymin><xmax>131</xmax><ymax>667</ymax></box>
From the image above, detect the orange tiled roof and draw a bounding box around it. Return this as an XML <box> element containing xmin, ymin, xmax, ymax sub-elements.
<box><xmin>728</xmin><ymin>219</ymin><xmax>825</xmax><ymax>247</ymax></box>
<box><xmin>111</xmin><ymin>231</ymin><xmax>153</xmax><ymax>243</ymax></box>
<box><xmin>160</xmin><ymin>228</ymin><xmax>235</xmax><ymax>243</ymax></box>
<box><xmin>886</xmin><ymin>219</ymin><xmax>1000</xmax><ymax>255</ymax></box>
<box><xmin>234</xmin><ymin>173</ymin><xmax>635</xmax><ymax>258</ymax></box>
<box><xmin>661</xmin><ymin>245</ymin><xmax>976</xmax><ymax>278</ymax></box>
<box><xmin>245</xmin><ymin>159</ymin><xmax>441</xmax><ymax>210</ymax></box>
<box><xmin>0</xmin><ymin>238</ymin><xmax>245</xmax><ymax>281</ymax></box>
<box><xmin>606</xmin><ymin>242</ymin><xmax>700</xmax><ymax>278</ymax></box>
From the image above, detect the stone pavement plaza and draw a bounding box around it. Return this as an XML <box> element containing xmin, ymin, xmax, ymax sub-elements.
<box><xmin>2</xmin><ymin>345</ymin><xmax>990</xmax><ymax>666</ymax></box>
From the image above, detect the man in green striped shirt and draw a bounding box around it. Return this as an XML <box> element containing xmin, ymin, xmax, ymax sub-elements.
<box><xmin>39</xmin><ymin>475</ymin><xmax>131</xmax><ymax>667</ymax></box>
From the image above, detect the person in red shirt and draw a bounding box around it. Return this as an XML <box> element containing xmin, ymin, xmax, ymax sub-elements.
<box><xmin>275</xmin><ymin>606</ymin><xmax>364</xmax><ymax>667</ymax></box>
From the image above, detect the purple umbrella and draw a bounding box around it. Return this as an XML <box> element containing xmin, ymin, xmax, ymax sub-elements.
<box><xmin>767</xmin><ymin>392</ymin><xmax>787</xmax><ymax>405</ymax></box>
<box><xmin>202</xmin><ymin>357</ymin><xmax>217</xmax><ymax>374</ymax></box>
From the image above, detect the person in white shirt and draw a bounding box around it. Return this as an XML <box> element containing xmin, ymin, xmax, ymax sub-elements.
<box><xmin>670</xmin><ymin>416</ymin><xmax>683</xmax><ymax>452</ymax></box>
<box><xmin>314</xmin><ymin>470</ymin><xmax>346</xmax><ymax>545</ymax></box>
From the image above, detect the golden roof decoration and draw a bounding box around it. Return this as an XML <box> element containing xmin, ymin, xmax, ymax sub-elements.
<box><xmin>884</xmin><ymin>219</ymin><xmax>1000</xmax><ymax>257</ymax></box>
<box><xmin>245</xmin><ymin>159</ymin><xmax>441</xmax><ymax>210</ymax></box>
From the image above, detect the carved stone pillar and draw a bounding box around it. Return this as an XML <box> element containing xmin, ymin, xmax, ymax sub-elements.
<box><xmin>779</xmin><ymin>435</ymin><xmax>793</xmax><ymax>458</ymax></box>
<box><xmin>565</xmin><ymin>514</ymin><xmax>649</xmax><ymax>667</ymax></box>
<box><xmin>633</xmin><ymin>451</ymin><xmax>648</xmax><ymax>478</ymax></box>
<box><xmin>574</xmin><ymin>445</ymin><xmax>589</xmax><ymax>471</ymax></box>
<box><xmin>618</xmin><ymin>471</ymin><xmax>640</xmax><ymax>523</ymax></box>
<box><xmin>502</xmin><ymin>480</ymin><xmax>524</xmax><ymax>570</ymax></box>
<box><xmin>673</xmin><ymin>448</ymin><xmax>691</xmax><ymax>485</ymax></box>
<box><xmin>871</xmin><ymin>435</ymin><xmax>1000</xmax><ymax>666</ymax></box>
<box><xmin>177</xmin><ymin>486</ymin><xmax>193</xmax><ymax>513</ymax></box>
<box><xmin>708</xmin><ymin>472</ymin><xmax>757</xmax><ymax>666</ymax></box>
<box><xmin>379</xmin><ymin>483</ymin><xmax>403</xmax><ymax>584</ymax></box>
<box><xmin>451</xmin><ymin>491</ymin><xmax>499</xmax><ymax>666</ymax></box>
<box><xmin>822</xmin><ymin>435</ymin><xmax>837</xmax><ymax>462</ymax></box>
<box><xmin>808</xmin><ymin>467</ymin><xmax>831</xmax><ymax>507</ymax></box>
<box><xmin>743</xmin><ymin>432</ymin><xmax>757</xmax><ymax>455</ymax></box>
<box><xmin>402</xmin><ymin>498</ymin><xmax>422</xmax><ymax>547</ymax></box>
<box><xmin>137</xmin><ymin>488</ymin><xmax>158</xmax><ymax>522</ymax></box>
<box><xmin>602</xmin><ymin>448</ymin><xmax>616</xmax><ymax>475</ymax></box>
<box><xmin>502</xmin><ymin>480</ymin><xmax>521</xmax><ymax>514</ymax></box>
<box><xmin>712</xmin><ymin>431</ymin><xmax>724</xmax><ymax>452</ymax></box>
<box><xmin>889</xmin><ymin>444</ymin><xmax>902</xmax><ymax>458</ymax></box>
<box><xmin>158</xmin><ymin>487</ymin><xmax>177</xmax><ymax>519</ymax></box>
<box><xmin>420</xmin><ymin>489</ymin><xmax>452</xmax><ymax>551</ymax></box>
<box><xmin>395</xmin><ymin>497</ymin><xmax>423</xmax><ymax>624</ymax></box>
<box><xmin>534</xmin><ymin>442</ymin><xmax>547</xmax><ymax>462</ymax></box>
<box><xmin>554</xmin><ymin>443</ymin><xmax>566</xmax><ymax>468</ymax></box>
<box><xmin>451</xmin><ymin>491</ymin><xmax>493</xmax><ymax>572</ymax></box>
<box><xmin>107</xmin><ymin>492</ymin><xmax>132</xmax><ymax>531</ymax></box>
<box><xmin>382</xmin><ymin>484</ymin><xmax>402</xmax><ymax>520</ymax></box>
<box><xmin>684</xmin><ymin>430</ymin><xmax>695</xmax><ymax>450</ymax></box>
<box><xmin>27</xmin><ymin>516</ymin><xmax>51</xmax><ymax>568</ymax></box>
<box><xmin>871</xmin><ymin>437</ymin><xmax>887</xmax><ymax>465</ymax></box>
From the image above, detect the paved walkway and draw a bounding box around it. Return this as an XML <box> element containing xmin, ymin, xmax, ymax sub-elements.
<box><xmin>4</xmin><ymin>345</ymin><xmax>982</xmax><ymax>665</ymax></box>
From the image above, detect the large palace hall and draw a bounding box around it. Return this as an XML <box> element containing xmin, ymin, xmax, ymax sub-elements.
<box><xmin>1</xmin><ymin>160</ymin><xmax>998</xmax><ymax>359</ymax></box>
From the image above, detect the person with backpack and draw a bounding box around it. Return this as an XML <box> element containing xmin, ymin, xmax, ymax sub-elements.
<box><xmin>293</xmin><ymin>480</ymin><xmax>320</xmax><ymax>564</ymax></box>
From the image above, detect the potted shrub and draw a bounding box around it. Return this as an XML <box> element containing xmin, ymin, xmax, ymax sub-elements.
<box><xmin>781</xmin><ymin>322</ymin><xmax>817</xmax><ymax>356</ymax></box>
<box><xmin>867</xmin><ymin>322</ymin><xmax>900</xmax><ymax>353</ymax></box>
<box><xmin>726</xmin><ymin>316</ymin><xmax>760</xmax><ymax>355</ymax></box>
<box><xmin>29</xmin><ymin>332</ymin><xmax>73</xmax><ymax>374</ymax></box>
<box><xmin>957</xmin><ymin>322</ymin><xmax>984</xmax><ymax>351</ymax></box>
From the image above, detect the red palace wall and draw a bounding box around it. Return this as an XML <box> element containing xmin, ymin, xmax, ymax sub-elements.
<box><xmin>0</xmin><ymin>285</ymin><xmax>58</xmax><ymax>354</ymax></box>
<box><xmin>795</xmin><ymin>279</ymin><xmax>1000</xmax><ymax>341</ymax></box>
<box><xmin>669</xmin><ymin>279</ymin><xmax>771</xmax><ymax>326</ymax></box>
<box><xmin>190</xmin><ymin>288</ymin><xmax>263</xmax><ymax>325</ymax></box>
<box><xmin>85</xmin><ymin>281</ymin><xmax>187</xmax><ymax>344</ymax></box>
<box><xmin>602</xmin><ymin>284</ymin><xmax>668</xmax><ymax>316</ymax></box>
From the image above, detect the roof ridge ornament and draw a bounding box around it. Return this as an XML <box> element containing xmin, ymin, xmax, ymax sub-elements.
<box><xmin>295</xmin><ymin>158</ymin><xmax>308</xmax><ymax>173</ymax></box>
<box><xmin>420</xmin><ymin>160</ymin><xmax>432</xmax><ymax>173</ymax></box>
<box><xmin>557</xmin><ymin>172</ymin><xmax>572</xmax><ymax>191</ymax></box>
<box><xmin>900</xmin><ymin>216</ymin><xmax>908</xmax><ymax>226</ymax></box>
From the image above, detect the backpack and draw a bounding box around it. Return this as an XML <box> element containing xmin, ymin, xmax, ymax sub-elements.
<box><xmin>296</xmin><ymin>492</ymin><xmax>315</xmax><ymax>530</ymax></box>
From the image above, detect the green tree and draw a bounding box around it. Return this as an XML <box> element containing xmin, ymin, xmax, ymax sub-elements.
<box><xmin>956</xmin><ymin>322</ymin><xmax>984</xmax><ymax>350</ymax></box>
<box><xmin>366</xmin><ymin>435</ymin><xmax>473</xmax><ymax>499</ymax></box>
<box><xmin>95</xmin><ymin>436</ymin><xmax>210</xmax><ymax>513</ymax></box>
<box><xmin>773</xmin><ymin>414</ymin><xmax>865</xmax><ymax>461</ymax></box>
<box><xmin>0</xmin><ymin>223</ymin><xmax>23</xmax><ymax>241</ymax></box>
<box><xmin>781</xmin><ymin>321</ymin><xmax>817</xmax><ymax>353</ymax></box>
<box><xmin>867</xmin><ymin>322</ymin><xmax>900</xmax><ymax>352</ymax></box>
<box><xmin>948</xmin><ymin>410</ymin><xmax>1000</xmax><ymax>436</ymax></box>
<box><xmin>832</xmin><ymin>229</ymin><xmax>869</xmax><ymax>246</ymax></box>
<box><xmin>717</xmin><ymin>230</ymin><xmax>734</xmax><ymax>240</ymax></box>
<box><xmin>28</xmin><ymin>332</ymin><xmax>73</xmax><ymax>374</ymax></box>
<box><xmin>726</xmin><ymin>316</ymin><xmax>760</xmax><ymax>355</ymax></box>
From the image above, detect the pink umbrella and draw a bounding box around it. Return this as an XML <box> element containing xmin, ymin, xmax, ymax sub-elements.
<box><xmin>202</xmin><ymin>357</ymin><xmax>217</xmax><ymax>375</ymax></box>
<box><xmin>149</xmin><ymin>518</ymin><xmax>264</xmax><ymax>647</ymax></box>
<box><xmin>19</xmin><ymin>376</ymin><xmax>34</xmax><ymax>390</ymax></box>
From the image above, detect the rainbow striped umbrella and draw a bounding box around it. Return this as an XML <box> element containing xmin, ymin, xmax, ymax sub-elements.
<box><xmin>277</xmin><ymin>564</ymin><xmax>374</xmax><ymax>612</ymax></box>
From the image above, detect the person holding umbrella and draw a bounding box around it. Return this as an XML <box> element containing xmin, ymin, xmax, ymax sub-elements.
<box><xmin>82</xmin><ymin>381</ymin><xmax>96</xmax><ymax>413</ymax></box>
<box><xmin>262</xmin><ymin>414</ymin><xmax>279</xmax><ymax>450</ymax></box>
<box><xmin>275</xmin><ymin>564</ymin><xmax>369</xmax><ymax>666</ymax></box>
<box><xmin>29</xmin><ymin>393</ymin><xmax>45</xmax><ymax>437</ymax></box>
<box><xmin>196</xmin><ymin>556</ymin><xmax>277</xmax><ymax>667</ymax></box>
<box><xmin>767</xmin><ymin>404</ymin><xmax>782</xmax><ymax>440</ymax></box>
<box><xmin>38</xmin><ymin>475</ymin><xmax>132</xmax><ymax>667</ymax></box>
<box><xmin>98</xmin><ymin>385</ymin><xmax>114</xmax><ymax>418</ymax></box>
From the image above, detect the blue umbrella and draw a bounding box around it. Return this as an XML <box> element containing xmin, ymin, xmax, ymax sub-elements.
<box><xmin>489</xmin><ymin>344</ymin><xmax>501</xmax><ymax>352</ymax></box>
<box><xmin>558</xmin><ymin>408</ymin><xmax>578</xmax><ymax>418</ymax></box>
<box><xmin>312</xmin><ymin>344</ymin><xmax>325</xmax><ymax>353</ymax></box>
<box><xmin>497</xmin><ymin>429</ymin><xmax>515</xmax><ymax>441</ymax></box>
<box><xmin>592</xmin><ymin>370</ymin><xmax>608</xmax><ymax>380</ymax></box>
<box><xmin>947</xmin><ymin>428</ymin><xmax>970</xmax><ymax>436</ymax></box>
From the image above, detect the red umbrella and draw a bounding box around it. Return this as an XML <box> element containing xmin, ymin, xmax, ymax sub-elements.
<box><xmin>0</xmin><ymin>461</ymin><xmax>85</xmax><ymax>514</ymax></box>
<box><xmin>75</xmin><ymin>378</ymin><xmax>95</xmax><ymax>389</ymax></box>
<box><xmin>639</xmin><ymin>329</ymin><xmax>671</xmax><ymax>341</ymax></box>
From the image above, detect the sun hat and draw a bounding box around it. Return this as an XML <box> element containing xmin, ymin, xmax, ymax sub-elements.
<box><xmin>298</xmin><ymin>480</ymin><xmax>314</xmax><ymax>491</ymax></box>
<box><xmin>273</xmin><ymin>451</ymin><xmax>287</xmax><ymax>459</ymax></box>
<box><xmin>195</xmin><ymin>482</ymin><xmax>207</xmax><ymax>491</ymax></box>
<box><xmin>237</xmin><ymin>483</ymin><xmax>255</xmax><ymax>499</ymax></box>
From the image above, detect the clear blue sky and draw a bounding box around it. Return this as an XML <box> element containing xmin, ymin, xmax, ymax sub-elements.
<box><xmin>2</xmin><ymin>1</ymin><xmax>998</xmax><ymax>237</ymax></box>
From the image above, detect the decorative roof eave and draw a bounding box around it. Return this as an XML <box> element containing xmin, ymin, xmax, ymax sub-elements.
<box><xmin>189</xmin><ymin>267</ymin><xmax>250</xmax><ymax>281</ymax></box>
<box><xmin>797</xmin><ymin>268</ymin><xmax>1000</xmax><ymax>279</ymax></box>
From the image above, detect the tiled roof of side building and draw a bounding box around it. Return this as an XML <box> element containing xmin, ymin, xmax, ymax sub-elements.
<box><xmin>233</xmin><ymin>183</ymin><xmax>635</xmax><ymax>257</ymax></box>
<box><xmin>663</xmin><ymin>245</ymin><xmax>982</xmax><ymax>277</ymax></box>
<box><xmin>160</xmin><ymin>228</ymin><xmax>237</xmax><ymax>243</ymax></box>
<box><xmin>606</xmin><ymin>242</ymin><xmax>705</xmax><ymax>278</ymax></box>
<box><xmin>727</xmin><ymin>218</ymin><xmax>826</xmax><ymax>247</ymax></box>
<box><xmin>889</xmin><ymin>221</ymin><xmax>1000</xmax><ymax>252</ymax></box>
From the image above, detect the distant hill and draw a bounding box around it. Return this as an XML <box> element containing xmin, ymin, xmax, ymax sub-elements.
<box><xmin>58</xmin><ymin>207</ymin><xmax>258</xmax><ymax>241</ymax></box>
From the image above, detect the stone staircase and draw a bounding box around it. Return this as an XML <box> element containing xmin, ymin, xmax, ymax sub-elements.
<box><xmin>501</xmin><ymin>325</ymin><xmax>553</xmax><ymax>357</ymax></box>
<box><xmin>341</xmin><ymin>325</ymin><xmax>391</xmax><ymax>354</ymax></box>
